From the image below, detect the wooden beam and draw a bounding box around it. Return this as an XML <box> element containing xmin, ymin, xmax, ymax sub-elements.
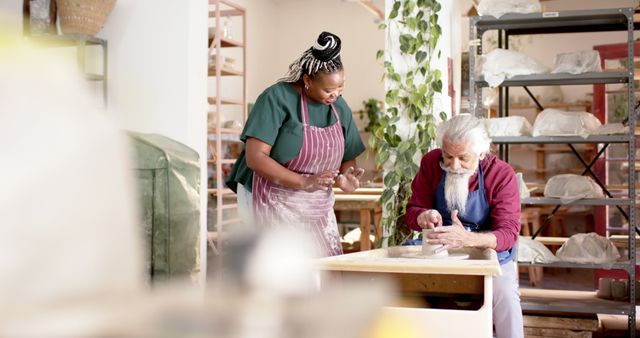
<box><xmin>524</xmin><ymin>315</ymin><xmax>599</xmax><ymax>331</ymax></box>
<box><xmin>358</xmin><ymin>0</ymin><xmax>384</xmax><ymax>21</ymax></box>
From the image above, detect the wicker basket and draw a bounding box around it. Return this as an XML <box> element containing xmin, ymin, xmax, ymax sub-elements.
<box><xmin>56</xmin><ymin>0</ymin><xmax>116</xmax><ymax>36</ymax></box>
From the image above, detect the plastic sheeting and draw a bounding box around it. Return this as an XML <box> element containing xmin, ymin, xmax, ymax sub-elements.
<box><xmin>543</xmin><ymin>174</ymin><xmax>604</xmax><ymax>203</ymax></box>
<box><xmin>552</xmin><ymin>50</ymin><xmax>602</xmax><ymax>75</ymax></box>
<box><xmin>592</xmin><ymin>123</ymin><xmax>629</xmax><ymax>135</ymax></box>
<box><xmin>129</xmin><ymin>132</ymin><xmax>201</xmax><ymax>282</ymax></box>
<box><xmin>532</xmin><ymin>108</ymin><xmax>602</xmax><ymax>137</ymax></box>
<box><xmin>517</xmin><ymin>237</ymin><xmax>558</xmax><ymax>263</ymax></box>
<box><xmin>477</xmin><ymin>0</ymin><xmax>541</xmax><ymax>18</ymax></box>
<box><xmin>480</xmin><ymin>48</ymin><xmax>549</xmax><ymax>87</ymax></box>
<box><xmin>483</xmin><ymin>116</ymin><xmax>533</xmax><ymax>136</ymax></box>
<box><xmin>556</xmin><ymin>233</ymin><xmax>620</xmax><ymax>264</ymax></box>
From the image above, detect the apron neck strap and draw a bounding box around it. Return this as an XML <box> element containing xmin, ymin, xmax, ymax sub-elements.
<box><xmin>301</xmin><ymin>88</ymin><xmax>342</xmax><ymax>126</ymax></box>
<box><xmin>300</xmin><ymin>89</ymin><xmax>310</xmax><ymax>125</ymax></box>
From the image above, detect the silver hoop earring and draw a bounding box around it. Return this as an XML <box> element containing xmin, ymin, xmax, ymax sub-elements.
<box><xmin>304</xmin><ymin>84</ymin><xmax>309</xmax><ymax>91</ymax></box>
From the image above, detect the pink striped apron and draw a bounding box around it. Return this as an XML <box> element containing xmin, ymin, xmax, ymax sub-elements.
<box><xmin>252</xmin><ymin>90</ymin><xmax>345</xmax><ymax>256</ymax></box>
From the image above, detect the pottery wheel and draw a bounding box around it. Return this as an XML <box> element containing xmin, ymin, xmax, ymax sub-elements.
<box><xmin>400</xmin><ymin>252</ymin><xmax>470</xmax><ymax>260</ymax></box>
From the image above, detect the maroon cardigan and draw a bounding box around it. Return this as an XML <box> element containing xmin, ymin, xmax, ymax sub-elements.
<box><xmin>404</xmin><ymin>149</ymin><xmax>521</xmax><ymax>251</ymax></box>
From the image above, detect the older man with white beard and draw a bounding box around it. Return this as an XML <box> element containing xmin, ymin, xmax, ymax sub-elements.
<box><xmin>404</xmin><ymin>114</ymin><xmax>523</xmax><ymax>338</ymax></box>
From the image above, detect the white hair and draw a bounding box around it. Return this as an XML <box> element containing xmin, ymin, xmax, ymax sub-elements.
<box><xmin>436</xmin><ymin>114</ymin><xmax>491</xmax><ymax>156</ymax></box>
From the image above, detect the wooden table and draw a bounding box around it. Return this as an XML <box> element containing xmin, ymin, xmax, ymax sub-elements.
<box><xmin>317</xmin><ymin>246</ymin><xmax>501</xmax><ymax>338</ymax></box>
<box><xmin>333</xmin><ymin>188</ymin><xmax>382</xmax><ymax>250</ymax></box>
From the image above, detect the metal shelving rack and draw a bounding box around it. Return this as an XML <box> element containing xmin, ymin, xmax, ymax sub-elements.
<box><xmin>470</xmin><ymin>8</ymin><xmax>637</xmax><ymax>335</ymax></box>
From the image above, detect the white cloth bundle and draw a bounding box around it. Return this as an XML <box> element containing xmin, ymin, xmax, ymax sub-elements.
<box><xmin>477</xmin><ymin>0</ymin><xmax>542</xmax><ymax>18</ymax></box>
<box><xmin>552</xmin><ymin>50</ymin><xmax>602</xmax><ymax>75</ymax></box>
<box><xmin>518</xmin><ymin>236</ymin><xmax>558</xmax><ymax>263</ymax></box>
<box><xmin>543</xmin><ymin>174</ymin><xmax>604</xmax><ymax>203</ymax></box>
<box><xmin>532</xmin><ymin>108</ymin><xmax>602</xmax><ymax>137</ymax></box>
<box><xmin>481</xmin><ymin>49</ymin><xmax>549</xmax><ymax>87</ymax></box>
<box><xmin>556</xmin><ymin>233</ymin><xmax>620</xmax><ymax>264</ymax></box>
<box><xmin>483</xmin><ymin>116</ymin><xmax>533</xmax><ymax>137</ymax></box>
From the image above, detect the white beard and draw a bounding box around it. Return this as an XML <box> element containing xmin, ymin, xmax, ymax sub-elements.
<box><xmin>440</xmin><ymin>161</ymin><xmax>478</xmax><ymax>217</ymax></box>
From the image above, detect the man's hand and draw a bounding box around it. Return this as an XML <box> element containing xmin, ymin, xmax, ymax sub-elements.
<box><xmin>426</xmin><ymin>210</ymin><xmax>476</xmax><ymax>253</ymax></box>
<box><xmin>417</xmin><ymin>209</ymin><xmax>442</xmax><ymax>229</ymax></box>
<box><xmin>337</xmin><ymin>167</ymin><xmax>365</xmax><ymax>193</ymax></box>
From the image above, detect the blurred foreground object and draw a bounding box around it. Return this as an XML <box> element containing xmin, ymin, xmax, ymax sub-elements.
<box><xmin>0</xmin><ymin>21</ymin><xmax>392</xmax><ymax>338</ymax></box>
<box><xmin>202</xmin><ymin>228</ymin><xmax>394</xmax><ymax>338</ymax></box>
<box><xmin>0</xmin><ymin>22</ymin><xmax>144</xmax><ymax>336</ymax></box>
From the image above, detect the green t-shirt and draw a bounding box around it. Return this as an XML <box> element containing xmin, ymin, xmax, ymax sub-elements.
<box><xmin>226</xmin><ymin>81</ymin><xmax>366</xmax><ymax>193</ymax></box>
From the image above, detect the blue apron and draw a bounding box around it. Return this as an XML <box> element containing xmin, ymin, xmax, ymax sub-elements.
<box><xmin>434</xmin><ymin>165</ymin><xmax>514</xmax><ymax>265</ymax></box>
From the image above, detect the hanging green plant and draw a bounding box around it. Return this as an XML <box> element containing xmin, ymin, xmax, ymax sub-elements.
<box><xmin>373</xmin><ymin>0</ymin><xmax>444</xmax><ymax>247</ymax></box>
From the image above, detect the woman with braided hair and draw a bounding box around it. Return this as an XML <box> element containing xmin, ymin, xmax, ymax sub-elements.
<box><xmin>226</xmin><ymin>31</ymin><xmax>366</xmax><ymax>257</ymax></box>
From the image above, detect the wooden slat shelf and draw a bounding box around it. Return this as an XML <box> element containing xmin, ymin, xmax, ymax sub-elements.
<box><xmin>207</xmin><ymin>159</ymin><xmax>236</xmax><ymax>165</ymax></box>
<box><xmin>221</xmin><ymin>217</ymin><xmax>241</xmax><ymax>226</ymax></box>
<box><xmin>221</xmin><ymin>203</ymin><xmax>238</xmax><ymax>210</ymax></box>
<box><xmin>207</xmin><ymin>97</ymin><xmax>243</xmax><ymax>105</ymax></box>
<box><xmin>208</xmin><ymin>66</ymin><xmax>243</xmax><ymax>76</ymax></box>
<box><xmin>208</xmin><ymin>127</ymin><xmax>242</xmax><ymax>135</ymax></box>
<box><xmin>207</xmin><ymin>133</ymin><xmax>241</xmax><ymax>142</ymax></box>
<box><xmin>207</xmin><ymin>230</ymin><xmax>231</xmax><ymax>241</ymax></box>
<box><xmin>208</xmin><ymin>188</ymin><xmax>234</xmax><ymax>196</ymax></box>
<box><xmin>208</xmin><ymin>36</ymin><xmax>244</xmax><ymax>48</ymax></box>
<box><xmin>219</xmin><ymin>0</ymin><xmax>246</xmax><ymax>11</ymax></box>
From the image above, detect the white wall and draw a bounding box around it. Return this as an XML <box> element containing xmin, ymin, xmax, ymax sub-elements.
<box><xmin>384</xmin><ymin>0</ymin><xmax>464</xmax><ymax>120</ymax></box>
<box><xmin>435</xmin><ymin>0</ymin><xmax>468</xmax><ymax>118</ymax></box>
<box><xmin>233</xmin><ymin>0</ymin><xmax>385</xmax><ymax>112</ymax></box>
<box><xmin>100</xmin><ymin>0</ymin><xmax>209</xmax><ymax>285</ymax></box>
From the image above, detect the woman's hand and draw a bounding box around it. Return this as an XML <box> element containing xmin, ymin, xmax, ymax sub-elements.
<box><xmin>337</xmin><ymin>167</ymin><xmax>365</xmax><ymax>193</ymax></box>
<box><xmin>302</xmin><ymin>170</ymin><xmax>339</xmax><ymax>192</ymax></box>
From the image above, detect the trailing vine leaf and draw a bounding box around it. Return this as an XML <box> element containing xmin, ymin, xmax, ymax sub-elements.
<box><xmin>371</xmin><ymin>0</ymin><xmax>442</xmax><ymax>247</ymax></box>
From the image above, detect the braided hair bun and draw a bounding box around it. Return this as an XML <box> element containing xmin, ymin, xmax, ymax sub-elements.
<box><xmin>280</xmin><ymin>31</ymin><xmax>344</xmax><ymax>83</ymax></box>
<box><xmin>311</xmin><ymin>32</ymin><xmax>341</xmax><ymax>62</ymax></box>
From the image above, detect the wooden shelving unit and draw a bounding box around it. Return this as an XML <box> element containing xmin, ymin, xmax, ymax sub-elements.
<box><xmin>207</xmin><ymin>0</ymin><xmax>247</xmax><ymax>254</ymax></box>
